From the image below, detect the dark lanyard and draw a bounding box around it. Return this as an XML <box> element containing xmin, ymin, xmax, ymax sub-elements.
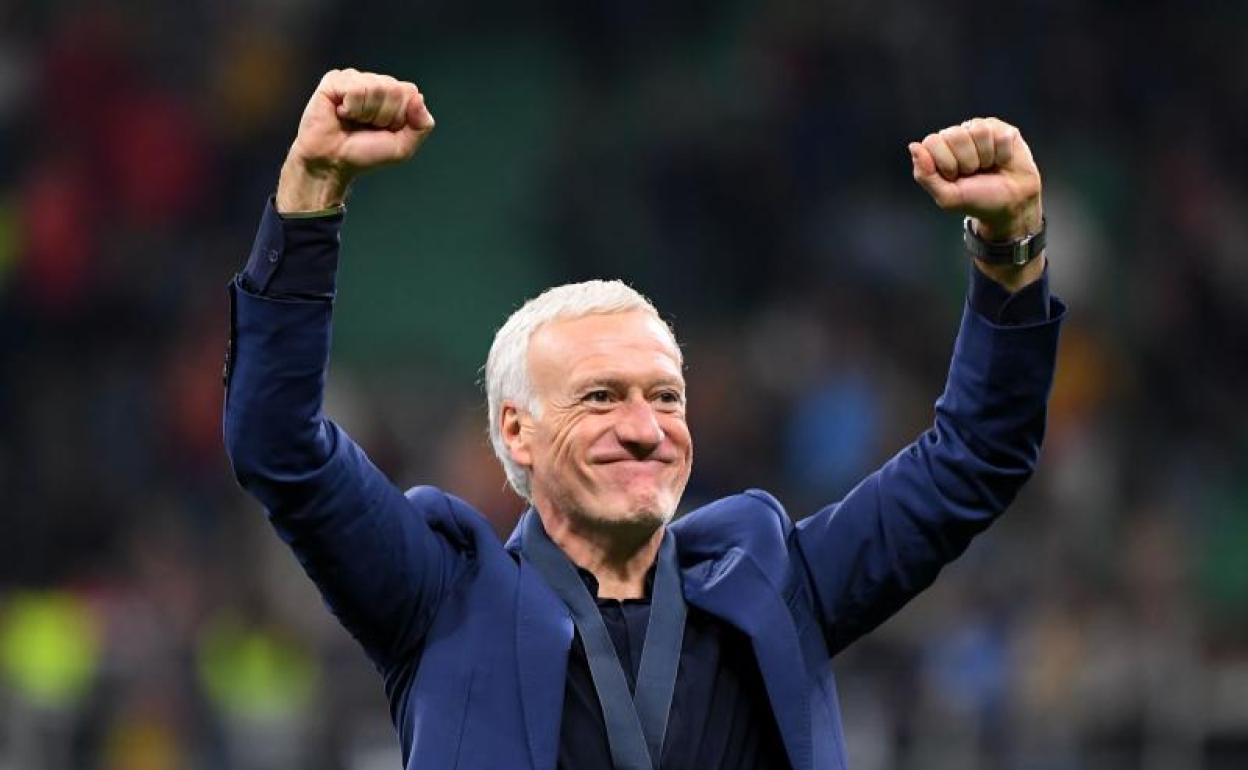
<box><xmin>521</xmin><ymin>512</ymin><xmax>687</xmax><ymax>770</ymax></box>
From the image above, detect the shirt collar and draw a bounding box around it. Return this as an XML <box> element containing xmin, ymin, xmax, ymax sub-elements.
<box><xmin>575</xmin><ymin>564</ymin><xmax>658</xmax><ymax>603</ymax></box>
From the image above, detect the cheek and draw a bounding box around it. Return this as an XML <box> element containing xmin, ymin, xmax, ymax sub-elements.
<box><xmin>665</xmin><ymin>418</ymin><xmax>693</xmax><ymax>455</ymax></box>
<box><xmin>672</xmin><ymin>425</ymin><xmax>694</xmax><ymax>483</ymax></box>
<box><xmin>539</xmin><ymin>414</ymin><xmax>601</xmax><ymax>470</ymax></box>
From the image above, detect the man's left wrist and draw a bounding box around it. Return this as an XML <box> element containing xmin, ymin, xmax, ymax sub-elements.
<box><xmin>971</xmin><ymin>201</ymin><xmax>1042</xmax><ymax>243</ymax></box>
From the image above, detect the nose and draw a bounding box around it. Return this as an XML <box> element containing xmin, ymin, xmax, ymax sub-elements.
<box><xmin>614</xmin><ymin>395</ymin><xmax>665</xmax><ymax>457</ymax></box>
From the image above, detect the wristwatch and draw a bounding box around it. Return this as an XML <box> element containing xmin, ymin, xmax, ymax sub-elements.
<box><xmin>963</xmin><ymin>216</ymin><xmax>1046</xmax><ymax>266</ymax></box>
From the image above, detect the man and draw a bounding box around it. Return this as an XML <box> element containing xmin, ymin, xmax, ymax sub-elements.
<box><xmin>224</xmin><ymin>69</ymin><xmax>1062</xmax><ymax>769</ymax></box>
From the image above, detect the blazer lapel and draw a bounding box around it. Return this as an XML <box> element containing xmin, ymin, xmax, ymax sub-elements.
<box><xmin>511</xmin><ymin>518</ymin><xmax>575</xmax><ymax>770</ymax></box>
<box><xmin>682</xmin><ymin>551</ymin><xmax>814</xmax><ymax>770</ymax></box>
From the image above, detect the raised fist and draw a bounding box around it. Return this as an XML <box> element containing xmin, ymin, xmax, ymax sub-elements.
<box><xmin>277</xmin><ymin>69</ymin><xmax>435</xmax><ymax>213</ymax></box>
<box><xmin>909</xmin><ymin>117</ymin><xmax>1042</xmax><ymax>243</ymax></box>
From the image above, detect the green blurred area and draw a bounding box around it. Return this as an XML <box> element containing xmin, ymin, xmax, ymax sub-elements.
<box><xmin>333</xmin><ymin>37</ymin><xmax>570</xmax><ymax>378</ymax></box>
<box><xmin>0</xmin><ymin>591</ymin><xmax>99</xmax><ymax>709</ymax></box>
<box><xmin>198</xmin><ymin>614</ymin><xmax>318</xmax><ymax>721</ymax></box>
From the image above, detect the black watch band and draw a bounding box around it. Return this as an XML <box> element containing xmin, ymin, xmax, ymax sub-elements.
<box><xmin>963</xmin><ymin>216</ymin><xmax>1046</xmax><ymax>266</ymax></box>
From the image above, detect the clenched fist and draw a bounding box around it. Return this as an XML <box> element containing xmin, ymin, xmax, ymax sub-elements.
<box><xmin>910</xmin><ymin>118</ymin><xmax>1045</xmax><ymax>290</ymax></box>
<box><xmin>276</xmin><ymin>69</ymin><xmax>435</xmax><ymax>213</ymax></box>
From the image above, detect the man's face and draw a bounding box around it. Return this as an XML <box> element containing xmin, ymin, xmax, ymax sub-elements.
<box><xmin>515</xmin><ymin>310</ymin><xmax>693</xmax><ymax>531</ymax></box>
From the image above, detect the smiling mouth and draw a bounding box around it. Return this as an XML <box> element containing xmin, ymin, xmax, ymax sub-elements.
<box><xmin>594</xmin><ymin>457</ymin><xmax>674</xmax><ymax>466</ymax></box>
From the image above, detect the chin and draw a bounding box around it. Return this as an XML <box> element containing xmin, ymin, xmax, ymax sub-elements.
<box><xmin>584</xmin><ymin>490</ymin><xmax>677</xmax><ymax>532</ymax></box>
<box><xmin>616</xmin><ymin>490</ymin><xmax>679</xmax><ymax>527</ymax></box>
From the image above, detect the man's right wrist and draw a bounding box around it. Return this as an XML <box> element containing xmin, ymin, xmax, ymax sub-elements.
<box><xmin>275</xmin><ymin>155</ymin><xmax>352</xmax><ymax>214</ymax></box>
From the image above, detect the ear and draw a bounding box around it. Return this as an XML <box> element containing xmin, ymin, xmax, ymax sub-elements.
<box><xmin>500</xmin><ymin>401</ymin><xmax>533</xmax><ymax>468</ymax></box>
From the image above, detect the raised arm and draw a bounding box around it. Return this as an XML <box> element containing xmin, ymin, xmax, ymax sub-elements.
<box><xmin>792</xmin><ymin>118</ymin><xmax>1064</xmax><ymax>655</ymax></box>
<box><xmin>223</xmin><ymin>70</ymin><xmax>452</xmax><ymax>672</ymax></box>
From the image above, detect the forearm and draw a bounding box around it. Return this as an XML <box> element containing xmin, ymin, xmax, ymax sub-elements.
<box><xmin>968</xmin><ymin>258</ymin><xmax>1050</xmax><ymax>325</ymax></box>
<box><xmin>236</xmin><ymin>196</ymin><xmax>343</xmax><ymax>299</ymax></box>
<box><xmin>224</xmin><ymin>199</ymin><xmax>344</xmax><ymax>480</ymax></box>
<box><xmin>974</xmin><ymin>251</ymin><xmax>1046</xmax><ymax>294</ymax></box>
<box><xmin>223</xmin><ymin>198</ymin><xmax>459</xmax><ymax>667</ymax></box>
<box><xmin>795</xmin><ymin>293</ymin><xmax>1064</xmax><ymax>653</ymax></box>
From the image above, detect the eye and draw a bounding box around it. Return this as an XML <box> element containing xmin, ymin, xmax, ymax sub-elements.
<box><xmin>583</xmin><ymin>389</ymin><xmax>613</xmax><ymax>404</ymax></box>
<box><xmin>655</xmin><ymin>390</ymin><xmax>685</xmax><ymax>407</ymax></box>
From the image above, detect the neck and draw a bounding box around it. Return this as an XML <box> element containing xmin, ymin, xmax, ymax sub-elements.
<box><xmin>536</xmin><ymin>509</ymin><xmax>664</xmax><ymax>600</ymax></box>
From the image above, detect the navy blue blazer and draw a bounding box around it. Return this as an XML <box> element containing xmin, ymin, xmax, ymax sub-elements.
<box><xmin>224</xmin><ymin>266</ymin><xmax>1063</xmax><ymax>769</ymax></box>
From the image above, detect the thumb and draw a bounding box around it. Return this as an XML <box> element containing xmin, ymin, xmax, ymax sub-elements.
<box><xmin>392</xmin><ymin>108</ymin><xmax>436</xmax><ymax>159</ymax></box>
<box><xmin>909</xmin><ymin>142</ymin><xmax>960</xmax><ymax>210</ymax></box>
<box><xmin>406</xmin><ymin>94</ymin><xmax>435</xmax><ymax>131</ymax></box>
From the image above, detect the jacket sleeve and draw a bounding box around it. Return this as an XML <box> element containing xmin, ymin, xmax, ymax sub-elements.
<box><xmin>792</xmin><ymin>294</ymin><xmax>1064</xmax><ymax>656</ymax></box>
<box><xmin>222</xmin><ymin>200</ymin><xmax>461</xmax><ymax>672</ymax></box>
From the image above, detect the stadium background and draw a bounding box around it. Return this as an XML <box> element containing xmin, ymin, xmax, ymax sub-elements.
<box><xmin>2</xmin><ymin>1</ymin><xmax>1246</xmax><ymax>767</ymax></box>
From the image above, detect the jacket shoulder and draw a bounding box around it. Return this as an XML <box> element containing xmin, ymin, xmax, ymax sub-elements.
<box><xmin>402</xmin><ymin>485</ymin><xmax>503</xmax><ymax>557</ymax></box>
<box><xmin>672</xmin><ymin>489</ymin><xmax>794</xmax><ymax>581</ymax></box>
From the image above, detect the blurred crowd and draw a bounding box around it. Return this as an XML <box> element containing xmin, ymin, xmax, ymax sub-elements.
<box><xmin>1</xmin><ymin>1</ymin><xmax>1246</xmax><ymax>768</ymax></box>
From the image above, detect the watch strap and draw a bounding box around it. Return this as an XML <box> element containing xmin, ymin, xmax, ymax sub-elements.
<box><xmin>964</xmin><ymin>216</ymin><xmax>1046</xmax><ymax>266</ymax></box>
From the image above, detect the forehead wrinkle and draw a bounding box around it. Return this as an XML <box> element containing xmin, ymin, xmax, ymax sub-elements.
<box><xmin>527</xmin><ymin>312</ymin><xmax>682</xmax><ymax>398</ymax></box>
<box><xmin>563</xmin><ymin>351</ymin><xmax>685</xmax><ymax>394</ymax></box>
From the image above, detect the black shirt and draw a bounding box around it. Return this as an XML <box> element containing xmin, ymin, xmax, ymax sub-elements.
<box><xmin>560</xmin><ymin>567</ymin><xmax>792</xmax><ymax>769</ymax></box>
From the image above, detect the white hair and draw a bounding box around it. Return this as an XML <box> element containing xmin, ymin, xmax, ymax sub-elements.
<box><xmin>485</xmin><ymin>280</ymin><xmax>678</xmax><ymax>500</ymax></box>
